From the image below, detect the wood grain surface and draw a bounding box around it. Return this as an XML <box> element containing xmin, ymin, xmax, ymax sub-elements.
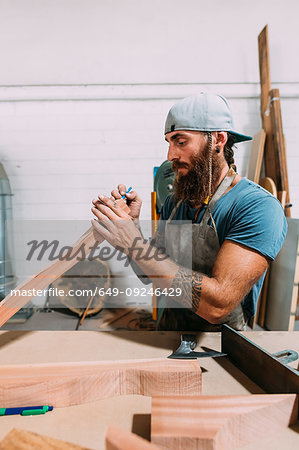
<box><xmin>0</xmin><ymin>331</ymin><xmax>298</xmax><ymax>450</ymax></box>
<box><xmin>0</xmin><ymin>358</ymin><xmax>201</xmax><ymax>408</ymax></box>
<box><xmin>247</xmin><ymin>130</ymin><xmax>265</xmax><ymax>183</ymax></box>
<box><xmin>269</xmin><ymin>88</ymin><xmax>291</xmax><ymax>217</ymax></box>
<box><xmin>151</xmin><ymin>394</ymin><xmax>298</xmax><ymax>450</ymax></box>
<box><xmin>0</xmin><ymin>428</ymin><xmax>88</xmax><ymax>450</ymax></box>
<box><xmin>258</xmin><ymin>25</ymin><xmax>276</xmax><ymax>182</ymax></box>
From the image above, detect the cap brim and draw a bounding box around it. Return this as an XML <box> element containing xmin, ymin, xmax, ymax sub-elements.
<box><xmin>229</xmin><ymin>131</ymin><xmax>253</xmax><ymax>143</ymax></box>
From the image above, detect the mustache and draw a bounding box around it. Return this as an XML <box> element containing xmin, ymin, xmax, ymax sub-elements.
<box><xmin>171</xmin><ymin>161</ymin><xmax>190</xmax><ymax>171</ymax></box>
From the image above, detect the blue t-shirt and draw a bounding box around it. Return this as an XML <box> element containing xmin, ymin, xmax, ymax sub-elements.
<box><xmin>159</xmin><ymin>177</ymin><xmax>287</xmax><ymax>318</ymax></box>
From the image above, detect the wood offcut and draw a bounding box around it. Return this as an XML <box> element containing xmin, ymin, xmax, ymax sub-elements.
<box><xmin>151</xmin><ymin>395</ymin><xmax>298</xmax><ymax>450</ymax></box>
<box><xmin>0</xmin><ymin>358</ymin><xmax>202</xmax><ymax>408</ymax></box>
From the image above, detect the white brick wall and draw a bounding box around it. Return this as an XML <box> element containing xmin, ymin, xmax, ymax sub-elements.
<box><xmin>0</xmin><ymin>83</ymin><xmax>298</xmax><ymax>221</ymax></box>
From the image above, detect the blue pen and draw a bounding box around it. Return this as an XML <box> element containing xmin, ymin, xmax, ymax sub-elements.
<box><xmin>121</xmin><ymin>186</ymin><xmax>132</xmax><ymax>199</ymax></box>
<box><xmin>0</xmin><ymin>405</ymin><xmax>53</xmax><ymax>416</ymax></box>
<box><xmin>96</xmin><ymin>187</ymin><xmax>132</xmax><ymax>205</ymax></box>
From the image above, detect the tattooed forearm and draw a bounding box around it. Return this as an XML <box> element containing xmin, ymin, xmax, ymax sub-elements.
<box><xmin>192</xmin><ymin>272</ymin><xmax>203</xmax><ymax>313</ymax></box>
<box><xmin>171</xmin><ymin>266</ymin><xmax>203</xmax><ymax>313</ymax></box>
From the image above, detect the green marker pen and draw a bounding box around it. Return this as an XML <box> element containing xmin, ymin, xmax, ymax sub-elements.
<box><xmin>0</xmin><ymin>405</ymin><xmax>53</xmax><ymax>416</ymax></box>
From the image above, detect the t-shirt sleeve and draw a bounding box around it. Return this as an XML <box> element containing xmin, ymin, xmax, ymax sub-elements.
<box><xmin>224</xmin><ymin>194</ymin><xmax>287</xmax><ymax>261</ymax></box>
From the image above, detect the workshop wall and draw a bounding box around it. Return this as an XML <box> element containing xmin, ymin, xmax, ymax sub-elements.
<box><xmin>0</xmin><ymin>0</ymin><xmax>298</xmax><ymax>224</ymax></box>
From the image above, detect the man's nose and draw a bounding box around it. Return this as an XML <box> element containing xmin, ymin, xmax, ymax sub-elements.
<box><xmin>167</xmin><ymin>143</ymin><xmax>179</xmax><ymax>162</ymax></box>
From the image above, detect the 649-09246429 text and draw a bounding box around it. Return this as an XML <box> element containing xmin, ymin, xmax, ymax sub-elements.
<box><xmin>9</xmin><ymin>286</ymin><xmax>182</xmax><ymax>298</ymax></box>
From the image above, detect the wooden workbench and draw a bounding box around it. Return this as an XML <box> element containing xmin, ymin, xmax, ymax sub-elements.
<box><xmin>0</xmin><ymin>330</ymin><xmax>298</xmax><ymax>449</ymax></box>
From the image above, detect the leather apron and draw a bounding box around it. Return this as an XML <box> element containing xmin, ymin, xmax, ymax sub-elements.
<box><xmin>157</xmin><ymin>168</ymin><xmax>247</xmax><ymax>331</ymax></box>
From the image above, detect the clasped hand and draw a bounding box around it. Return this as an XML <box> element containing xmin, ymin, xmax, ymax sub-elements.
<box><xmin>91</xmin><ymin>194</ymin><xmax>143</xmax><ymax>255</ymax></box>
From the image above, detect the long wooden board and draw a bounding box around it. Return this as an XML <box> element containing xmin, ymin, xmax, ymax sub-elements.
<box><xmin>269</xmin><ymin>88</ymin><xmax>291</xmax><ymax>217</ymax></box>
<box><xmin>258</xmin><ymin>25</ymin><xmax>275</xmax><ymax>182</ymax></box>
<box><xmin>151</xmin><ymin>395</ymin><xmax>298</xmax><ymax>450</ymax></box>
<box><xmin>258</xmin><ymin>26</ymin><xmax>291</xmax><ymax>217</ymax></box>
<box><xmin>256</xmin><ymin>177</ymin><xmax>277</xmax><ymax>327</ymax></box>
<box><xmin>247</xmin><ymin>130</ymin><xmax>265</xmax><ymax>183</ymax></box>
<box><xmin>0</xmin><ymin>199</ymin><xmax>129</xmax><ymax>327</ymax></box>
<box><xmin>0</xmin><ymin>359</ymin><xmax>202</xmax><ymax>408</ymax></box>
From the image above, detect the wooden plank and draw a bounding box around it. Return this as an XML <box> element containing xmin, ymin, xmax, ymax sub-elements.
<box><xmin>247</xmin><ymin>129</ymin><xmax>266</xmax><ymax>183</ymax></box>
<box><xmin>256</xmin><ymin>177</ymin><xmax>277</xmax><ymax>327</ymax></box>
<box><xmin>106</xmin><ymin>426</ymin><xmax>160</xmax><ymax>450</ymax></box>
<box><xmin>151</xmin><ymin>395</ymin><xmax>298</xmax><ymax>450</ymax></box>
<box><xmin>0</xmin><ymin>428</ymin><xmax>87</xmax><ymax>450</ymax></box>
<box><xmin>265</xmin><ymin>218</ymin><xmax>299</xmax><ymax>330</ymax></box>
<box><xmin>258</xmin><ymin>25</ymin><xmax>276</xmax><ymax>181</ymax></box>
<box><xmin>269</xmin><ymin>88</ymin><xmax>291</xmax><ymax>217</ymax></box>
<box><xmin>0</xmin><ymin>359</ymin><xmax>202</xmax><ymax>408</ymax></box>
<box><xmin>258</xmin><ymin>26</ymin><xmax>291</xmax><ymax>217</ymax></box>
<box><xmin>0</xmin><ymin>199</ymin><xmax>129</xmax><ymax>327</ymax></box>
<box><xmin>278</xmin><ymin>190</ymin><xmax>287</xmax><ymax>209</ymax></box>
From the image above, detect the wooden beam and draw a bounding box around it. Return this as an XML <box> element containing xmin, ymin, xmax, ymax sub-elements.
<box><xmin>247</xmin><ymin>130</ymin><xmax>265</xmax><ymax>183</ymax></box>
<box><xmin>256</xmin><ymin>177</ymin><xmax>277</xmax><ymax>328</ymax></box>
<box><xmin>0</xmin><ymin>359</ymin><xmax>202</xmax><ymax>408</ymax></box>
<box><xmin>258</xmin><ymin>25</ymin><xmax>276</xmax><ymax>181</ymax></box>
<box><xmin>269</xmin><ymin>88</ymin><xmax>291</xmax><ymax>217</ymax></box>
<box><xmin>0</xmin><ymin>199</ymin><xmax>130</xmax><ymax>327</ymax></box>
<box><xmin>151</xmin><ymin>395</ymin><xmax>298</xmax><ymax>450</ymax></box>
<box><xmin>258</xmin><ymin>26</ymin><xmax>291</xmax><ymax>217</ymax></box>
<box><xmin>278</xmin><ymin>190</ymin><xmax>287</xmax><ymax>210</ymax></box>
<box><xmin>106</xmin><ymin>426</ymin><xmax>160</xmax><ymax>450</ymax></box>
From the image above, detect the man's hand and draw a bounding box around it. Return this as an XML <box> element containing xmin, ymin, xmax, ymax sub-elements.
<box><xmin>110</xmin><ymin>184</ymin><xmax>142</xmax><ymax>220</ymax></box>
<box><xmin>91</xmin><ymin>195</ymin><xmax>143</xmax><ymax>254</ymax></box>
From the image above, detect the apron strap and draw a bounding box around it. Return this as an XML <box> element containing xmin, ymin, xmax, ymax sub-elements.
<box><xmin>208</xmin><ymin>167</ymin><xmax>236</xmax><ymax>210</ymax></box>
<box><xmin>199</xmin><ymin>167</ymin><xmax>237</xmax><ymax>235</ymax></box>
<box><xmin>166</xmin><ymin>199</ymin><xmax>182</xmax><ymax>223</ymax></box>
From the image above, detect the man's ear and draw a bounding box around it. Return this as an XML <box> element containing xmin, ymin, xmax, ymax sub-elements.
<box><xmin>213</xmin><ymin>131</ymin><xmax>227</xmax><ymax>151</ymax></box>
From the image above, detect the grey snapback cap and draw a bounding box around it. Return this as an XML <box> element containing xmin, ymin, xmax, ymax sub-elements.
<box><xmin>164</xmin><ymin>93</ymin><xmax>252</xmax><ymax>143</ymax></box>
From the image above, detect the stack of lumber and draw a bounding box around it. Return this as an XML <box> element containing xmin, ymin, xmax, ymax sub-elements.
<box><xmin>254</xmin><ymin>25</ymin><xmax>293</xmax><ymax>329</ymax></box>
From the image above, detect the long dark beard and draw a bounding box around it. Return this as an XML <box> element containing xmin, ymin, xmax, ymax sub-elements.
<box><xmin>173</xmin><ymin>143</ymin><xmax>222</xmax><ymax>207</ymax></box>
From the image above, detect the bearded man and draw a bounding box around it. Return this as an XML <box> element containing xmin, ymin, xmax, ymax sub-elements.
<box><xmin>91</xmin><ymin>93</ymin><xmax>287</xmax><ymax>331</ymax></box>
